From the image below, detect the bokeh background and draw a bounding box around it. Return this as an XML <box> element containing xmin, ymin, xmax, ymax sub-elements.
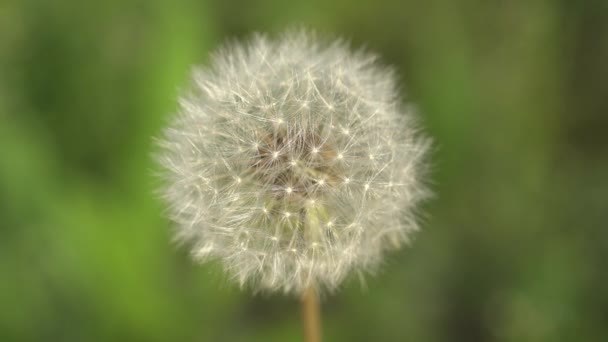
<box><xmin>1</xmin><ymin>0</ymin><xmax>607</xmax><ymax>341</ymax></box>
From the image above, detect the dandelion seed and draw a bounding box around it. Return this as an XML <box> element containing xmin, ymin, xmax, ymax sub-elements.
<box><xmin>157</xmin><ymin>29</ymin><xmax>431</xmax><ymax>295</ymax></box>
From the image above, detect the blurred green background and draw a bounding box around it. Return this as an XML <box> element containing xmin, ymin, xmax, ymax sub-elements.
<box><xmin>1</xmin><ymin>0</ymin><xmax>607</xmax><ymax>341</ymax></box>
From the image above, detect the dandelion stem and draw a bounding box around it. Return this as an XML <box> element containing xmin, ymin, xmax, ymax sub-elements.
<box><xmin>301</xmin><ymin>286</ymin><xmax>322</xmax><ymax>342</ymax></box>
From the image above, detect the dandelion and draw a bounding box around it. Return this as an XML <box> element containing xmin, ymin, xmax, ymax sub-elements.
<box><xmin>156</xmin><ymin>29</ymin><xmax>430</xmax><ymax>341</ymax></box>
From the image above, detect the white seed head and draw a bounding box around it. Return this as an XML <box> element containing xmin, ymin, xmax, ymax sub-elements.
<box><xmin>157</xmin><ymin>30</ymin><xmax>431</xmax><ymax>294</ymax></box>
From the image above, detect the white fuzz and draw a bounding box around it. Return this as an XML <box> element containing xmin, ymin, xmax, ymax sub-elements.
<box><xmin>157</xmin><ymin>30</ymin><xmax>430</xmax><ymax>294</ymax></box>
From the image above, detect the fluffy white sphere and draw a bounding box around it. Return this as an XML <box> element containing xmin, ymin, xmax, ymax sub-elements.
<box><xmin>157</xmin><ymin>30</ymin><xmax>430</xmax><ymax>294</ymax></box>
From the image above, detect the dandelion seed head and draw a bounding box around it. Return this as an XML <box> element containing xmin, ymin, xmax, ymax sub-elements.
<box><xmin>157</xmin><ymin>30</ymin><xmax>431</xmax><ymax>294</ymax></box>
